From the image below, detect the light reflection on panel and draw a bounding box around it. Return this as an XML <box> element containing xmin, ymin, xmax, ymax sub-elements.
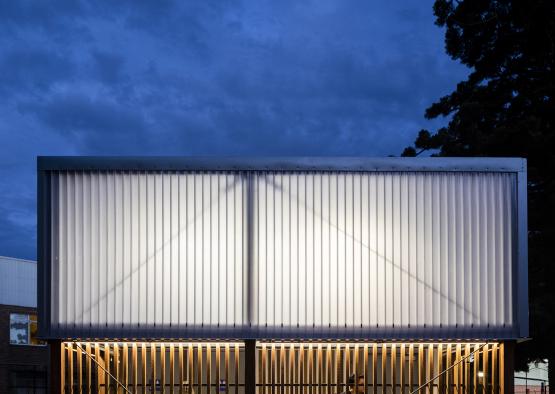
<box><xmin>252</xmin><ymin>172</ymin><xmax>515</xmax><ymax>331</ymax></box>
<box><xmin>52</xmin><ymin>172</ymin><xmax>246</xmax><ymax>332</ymax></box>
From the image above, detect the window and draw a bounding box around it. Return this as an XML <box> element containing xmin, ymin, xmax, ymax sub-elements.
<box><xmin>10</xmin><ymin>313</ymin><xmax>46</xmax><ymax>346</ymax></box>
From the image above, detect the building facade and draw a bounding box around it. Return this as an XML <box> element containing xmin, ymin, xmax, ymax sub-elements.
<box><xmin>37</xmin><ymin>157</ymin><xmax>528</xmax><ymax>393</ymax></box>
<box><xmin>1</xmin><ymin>256</ymin><xmax>49</xmax><ymax>393</ymax></box>
<box><xmin>515</xmin><ymin>361</ymin><xmax>549</xmax><ymax>393</ymax></box>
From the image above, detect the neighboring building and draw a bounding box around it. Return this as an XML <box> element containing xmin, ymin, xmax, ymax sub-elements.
<box><xmin>37</xmin><ymin>157</ymin><xmax>529</xmax><ymax>393</ymax></box>
<box><xmin>515</xmin><ymin>361</ymin><xmax>549</xmax><ymax>393</ymax></box>
<box><xmin>0</xmin><ymin>256</ymin><xmax>49</xmax><ymax>393</ymax></box>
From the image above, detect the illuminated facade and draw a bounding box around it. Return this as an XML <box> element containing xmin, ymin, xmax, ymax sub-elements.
<box><xmin>37</xmin><ymin>157</ymin><xmax>528</xmax><ymax>393</ymax></box>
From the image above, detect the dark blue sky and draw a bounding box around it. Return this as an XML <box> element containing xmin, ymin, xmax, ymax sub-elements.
<box><xmin>0</xmin><ymin>1</ymin><xmax>467</xmax><ymax>260</ymax></box>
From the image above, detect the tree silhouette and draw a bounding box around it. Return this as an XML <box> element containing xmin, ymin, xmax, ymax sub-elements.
<box><xmin>403</xmin><ymin>0</ymin><xmax>555</xmax><ymax>389</ymax></box>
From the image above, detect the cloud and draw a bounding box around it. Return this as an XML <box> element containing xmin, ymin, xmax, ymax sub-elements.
<box><xmin>19</xmin><ymin>93</ymin><xmax>148</xmax><ymax>150</ymax></box>
<box><xmin>0</xmin><ymin>171</ymin><xmax>36</xmax><ymax>260</ymax></box>
<box><xmin>0</xmin><ymin>0</ymin><xmax>468</xmax><ymax>259</ymax></box>
<box><xmin>91</xmin><ymin>50</ymin><xmax>126</xmax><ymax>85</ymax></box>
<box><xmin>0</xmin><ymin>48</ymin><xmax>75</xmax><ymax>94</ymax></box>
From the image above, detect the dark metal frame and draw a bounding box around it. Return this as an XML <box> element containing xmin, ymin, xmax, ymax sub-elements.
<box><xmin>38</xmin><ymin>156</ymin><xmax>523</xmax><ymax>172</ymax></box>
<box><xmin>37</xmin><ymin>156</ymin><xmax>528</xmax><ymax>340</ymax></box>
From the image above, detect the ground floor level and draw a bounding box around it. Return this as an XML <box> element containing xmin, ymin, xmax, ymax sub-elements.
<box><xmin>51</xmin><ymin>340</ymin><xmax>514</xmax><ymax>393</ymax></box>
<box><xmin>0</xmin><ymin>304</ymin><xmax>49</xmax><ymax>393</ymax></box>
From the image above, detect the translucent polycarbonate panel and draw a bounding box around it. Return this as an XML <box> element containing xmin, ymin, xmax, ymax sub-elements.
<box><xmin>251</xmin><ymin>172</ymin><xmax>516</xmax><ymax>333</ymax></box>
<box><xmin>47</xmin><ymin>169</ymin><xmax>518</xmax><ymax>338</ymax></box>
<box><xmin>50</xmin><ymin>172</ymin><xmax>246</xmax><ymax>333</ymax></box>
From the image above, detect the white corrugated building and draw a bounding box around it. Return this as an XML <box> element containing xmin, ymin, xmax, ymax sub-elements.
<box><xmin>0</xmin><ymin>256</ymin><xmax>37</xmax><ymax>308</ymax></box>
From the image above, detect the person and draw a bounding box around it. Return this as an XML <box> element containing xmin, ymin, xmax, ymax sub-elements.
<box><xmin>339</xmin><ymin>374</ymin><xmax>365</xmax><ymax>394</ymax></box>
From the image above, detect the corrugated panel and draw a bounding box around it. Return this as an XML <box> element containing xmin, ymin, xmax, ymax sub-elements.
<box><xmin>48</xmin><ymin>170</ymin><xmax>518</xmax><ymax>338</ymax></box>
<box><xmin>252</xmin><ymin>172</ymin><xmax>516</xmax><ymax>336</ymax></box>
<box><xmin>0</xmin><ymin>256</ymin><xmax>37</xmax><ymax>308</ymax></box>
<box><xmin>51</xmin><ymin>172</ymin><xmax>246</xmax><ymax>335</ymax></box>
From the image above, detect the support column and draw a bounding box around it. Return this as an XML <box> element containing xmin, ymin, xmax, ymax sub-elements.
<box><xmin>49</xmin><ymin>340</ymin><xmax>62</xmax><ymax>394</ymax></box>
<box><xmin>245</xmin><ymin>339</ymin><xmax>256</xmax><ymax>394</ymax></box>
<box><xmin>501</xmin><ymin>341</ymin><xmax>515</xmax><ymax>394</ymax></box>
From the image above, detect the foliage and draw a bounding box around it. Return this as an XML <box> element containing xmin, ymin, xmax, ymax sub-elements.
<box><xmin>403</xmin><ymin>0</ymin><xmax>555</xmax><ymax>374</ymax></box>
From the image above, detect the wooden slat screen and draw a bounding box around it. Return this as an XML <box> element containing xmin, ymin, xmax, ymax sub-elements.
<box><xmin>62</xmin><ymin>341</ymin><xmax>502</xmax><ymax>393</ymax></box>
<box><xmin>256</xmin><ymin>342</ymin><xmax>502</xmax><ymax>394</ymax></box>
<box><xmin>63</xmin><ymin>342</ymin><xmax>244</xmax><ymax>393</ymax></box>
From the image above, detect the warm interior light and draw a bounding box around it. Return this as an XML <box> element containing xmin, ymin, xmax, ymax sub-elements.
<box><xmin>478</xmin><ymin>371</ymin><xmax>484</xmax><ymax>378</ymax></box>
<box><xmin>256</xmin><ymin>341</ymin><xmax>492</xmax><ymax>347</ymax></box>
<box><xmin>63</xmin><ymin>340</ymin><xmax>245</xmax><ymax>347</ymax></box>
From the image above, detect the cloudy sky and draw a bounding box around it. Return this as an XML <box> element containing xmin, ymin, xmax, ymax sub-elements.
<box><xmin>0</xmin><ymin>1</ymin><xmax>467</xmax><ymax>260</ymax></box>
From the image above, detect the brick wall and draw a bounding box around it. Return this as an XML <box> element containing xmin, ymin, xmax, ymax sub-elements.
<box><xmin>0</xmin><ymin>304</ymin><xmax>49</xmax><ymax>391</ymax></box>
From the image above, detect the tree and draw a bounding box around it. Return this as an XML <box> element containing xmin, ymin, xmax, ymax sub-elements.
<box><xmin>403</xmin><ymin>0</ymin><xmax>555</xmax><ymax>389</ymax></box>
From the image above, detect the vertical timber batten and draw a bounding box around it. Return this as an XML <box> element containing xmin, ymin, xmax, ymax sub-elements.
<box><xmin>58</xmin><ymin>342</ymin><xmax>247</xmax><ymax>393</ymax></box>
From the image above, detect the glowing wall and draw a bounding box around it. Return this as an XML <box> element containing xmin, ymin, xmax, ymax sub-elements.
<box><xmin>38</xmin><ymin>158</ymin><xmax>527</xmax><ymax>339</ymax></box>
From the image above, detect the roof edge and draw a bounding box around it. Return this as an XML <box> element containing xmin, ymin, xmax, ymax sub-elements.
<box><xmin>37</xmin><ymin>156</ymin><xmax>526</xmax><ymax>173</ymax></box>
